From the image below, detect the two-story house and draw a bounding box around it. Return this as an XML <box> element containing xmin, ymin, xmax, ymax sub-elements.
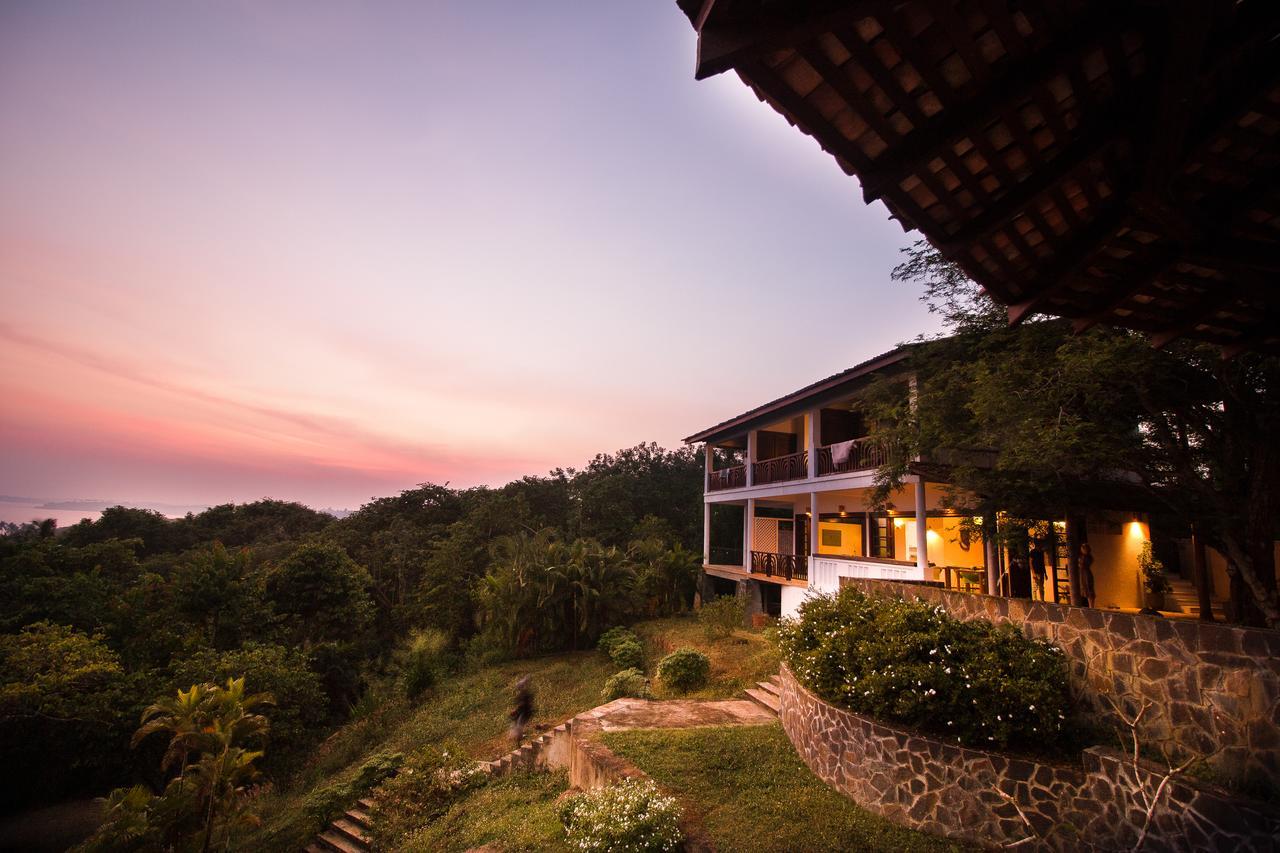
<box><xmin>686</xmin><ymin>345</ymin><xmax>1161</xmax><ymax>620</ymax></box>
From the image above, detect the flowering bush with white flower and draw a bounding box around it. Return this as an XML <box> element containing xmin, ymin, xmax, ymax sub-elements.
<box><xmin>776</xmin><ymin>589</ymin><xmax>1074</xmax><ymax>751</ymax></box>
<box><xmin>558</xmin><ymin>779</ymin><xmax>683</xmax><ymax>852</ymax></box>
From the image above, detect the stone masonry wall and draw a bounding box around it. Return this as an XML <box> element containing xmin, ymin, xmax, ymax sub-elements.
<box><xmin>778</xmin><ymin>665</ymin><xmax>1280</xmax><ymax>852</ymax></box>
<box><xmin>838</xmin><ymin>577</ymin><xmax>1280</xmax><ymax>795</ymax></box>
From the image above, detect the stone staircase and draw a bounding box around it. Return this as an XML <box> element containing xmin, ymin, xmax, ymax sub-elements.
<box><xmin>303</xmin><ymin>722</ymin><xmax>573</xmax><ymax>853</ymax></box>
<box><xmin>1164</xmin><ymin>574</ymin><xmax>1228</xmax><ymax>621</ymax></box>
<box><xmin>305</xmin><ymin>797</ymin><xmax>374</xmax><ymax>853</ymax></box>
<box><xmin>742</xmin><ymin>674</ymin><xmax>781</xmax><ymax>716</ymax></box>
<box><xmin>482</xmin><ymin>721</ymin><xmax>570</xmax><ymax>777</ymax></box>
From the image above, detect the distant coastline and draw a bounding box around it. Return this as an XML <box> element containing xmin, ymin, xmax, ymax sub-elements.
<box><xmin>0</xmin><ymin>497</ymin><xmax>350</xmax><ymax>527</ymax></box>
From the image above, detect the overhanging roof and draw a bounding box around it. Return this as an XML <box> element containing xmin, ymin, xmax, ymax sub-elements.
<box><xmin>683</xmin><ymin>344</ymin><xmax>911</xmax><ymax>445</ymax></box>
<box><xmin>679</xmin><ymin>0</ymin><xmax>1280</xmax><ymax>354</ymax></box>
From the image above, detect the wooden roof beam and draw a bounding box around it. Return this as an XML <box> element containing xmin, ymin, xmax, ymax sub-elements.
<box><xmin>694</xmin><ymin>1</ymin><xmax>881</xmax><ymax>79</ymax></box>
<box><xmin>1070</xmin><ymin>243</ymin><xmax>1181</xmax><ymax>334</ymax></box>
<box><xmin>1149</xmin><ymin>287</ymin><xmax>1240</xmax><ymax>349</ymax></box>
<box><xmin>860</xmin><ymin>2</ymin><xmax>1140</xmax><ymax>200</ymax></box>
<box><xmin>1006</xmin><ymin>200</ymin><xmax>1131</xmax><ymax>325</ymax></box>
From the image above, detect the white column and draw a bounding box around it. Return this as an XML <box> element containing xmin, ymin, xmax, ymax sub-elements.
<box><xmin>806</xmin><ymin>408</ymin><xmax>819</xmax><ymax>480</ymax></box>
<box><xmin>746</xmin><ymin>431</ymin><xmax>757</xmax><ymax>487</ymax></box>
<box><xmin>914</xmin><ymin>475</ymin><xmax>929</xmax><ymax>578</ymax></box>
<box><xmin>809</xmin><ymin>490</ymin><xmax>819</xmax><ymax>587</ymax></box>
<box><xmin>744</xmin><ymin>498</ymin><xmax>755</xmax><ymax>570</ymax></box>
<box><xmin>703</xmin><ymin>501</ymin><xmax>711</xmax><ymax>565</ymax></box>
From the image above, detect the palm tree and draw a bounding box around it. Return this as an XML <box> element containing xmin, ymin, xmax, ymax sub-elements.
<box><xmin>132</xmin><ymin>677</ymin><xmax>272</xmax><ymax>853</ymax></box>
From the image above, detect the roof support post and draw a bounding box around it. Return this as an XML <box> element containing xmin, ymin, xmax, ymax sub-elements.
<box><xmin>746</xmin><ymin>431</ymin><xmax>758</xmax><ymax>487</ymax></box>
<box><xmin>703</xmin><ymin>501</ymin><xmax>712</xmax><ymax>567</ymax></box>
<box><xmin>744</xmin><ymin>498</ymin><xmax>756</xmax><ymax>572</ymax></box>
<box><xmin>704</xmin><ymin>443</ymin><xmax>713</xmax><ymax>493</ymax></box>
<box><xmin>915</xmin><ymin>476</ymin><xmax>929</xmax><ymax>580</ymax></box>
<box><xmin>807</xmin><ymin>408</ymin><xmax>819</xmax><ymax>480</ymax></box>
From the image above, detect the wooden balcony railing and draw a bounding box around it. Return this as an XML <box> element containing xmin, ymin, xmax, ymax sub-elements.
<box><xmin>707</xmin><ymin>465</ymin><xmax>746</xmax><ymax>491</ymax></box>
<box><xmin>816</xmin><ymin>438</ymin><xmax>888</xmax><ymax>476</ymax></box>
<box><xmin>708</xmin><ymin>546</ymin><xmax>744</xmax><ymax>566</ymax></box>
<box><xmin>750</xmin><ymin>550</ymin><xmax>807</xmax><ymax>582</ymax></box>
<box><xmin>751</xmin><ymin>450</ymin><xmax>808</xmax><ymax>485</ymax></box>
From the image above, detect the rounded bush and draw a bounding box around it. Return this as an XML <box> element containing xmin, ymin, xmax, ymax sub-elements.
<box><xmin>597</xmin><ymin>626</ymin><xmax>639</xmax><ymax>659</ymax></box>
<box><xmin>602</xmin><ymin>668</ymin><xmax>651</xmax><ymax>701</ymax></box>
<box><xmin>558</xmin><ymin>779</ymin><xmax>683</xmax><ymax>853</ymax></box>
<box><xmin>609</xmin><ymin>638</ymin><xmax>644</xmax><ymax>672</ymax></box>
<box><xmin>656</xmin><ymin>648</ymin><xmax>710</xmax><ymax>693</ymax></box>
<box><xmin>776</xmin><ymin>588</ymin><xmax>1074</xmax><ymax>751</ymax></box>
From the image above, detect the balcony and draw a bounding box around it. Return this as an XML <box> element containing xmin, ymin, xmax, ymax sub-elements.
<box><xmin>707</xmin><ymin>465</ymin><xmax>747</xmax><ymax>491</ymax></box>
<box><xmin>816</xmin><ymin>437</ymin><xmax>887</xmax><ymax>476</ymax></box>
<box><xmin>750</xmin><ymin>550</ymin><xmax>807</xmax><ymax>582</ymax></box>
<box><xmin>751</xmin><ymin>450</ymin><xmax>808</xmax><ymax>485</ymax></box>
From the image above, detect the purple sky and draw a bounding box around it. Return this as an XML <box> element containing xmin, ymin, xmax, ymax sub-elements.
<box><xmin>0</xmin><ymin>1</ymin><xmax>941</xmax><ymax>510</ymax></box>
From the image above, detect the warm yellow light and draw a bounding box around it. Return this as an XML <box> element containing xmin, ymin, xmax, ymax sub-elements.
<box><xmin>926</xmin><ymin>529</ymin><xmax>942</xmax><ymax>541</ymax></box>
<box><xmin>893</xmin><ymin>518</ymin><xmax>906</xmax><ymax>528</ymax></box>
<box><xmin>972</xmin><ymin>516</ymin><xmax>984</xmax><ymax>526</ymax></box>
<box><xmin>1127</xmin><ymin>520</ymin><xmax>1145</xmax><ymax>538</ymax></box>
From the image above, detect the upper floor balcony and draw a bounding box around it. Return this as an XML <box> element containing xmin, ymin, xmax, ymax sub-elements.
<box><xmin>687</xmin><ymin>346</ymin><xmax>916</xmax><ymax>497</ymax></box>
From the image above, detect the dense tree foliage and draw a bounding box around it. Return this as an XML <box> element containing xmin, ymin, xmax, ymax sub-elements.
<box><xmin>0</xmin><ymin>443</ymin><xmax>702</xmax><ymax>810</ymax></box>
<box><xmin>868</xmin><ymin>241</ymin><xmax>1280</xmax><ymax>627</ymax></box>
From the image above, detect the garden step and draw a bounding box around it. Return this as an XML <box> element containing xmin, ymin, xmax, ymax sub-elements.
<box><xmin>757</xmin><ymin>679</ymin><xmax>781</xmax><ymax>697</ymax></box>
<box><xmin>743</xmin><ymin>687</ymin><xmax>780</xmax><ymax>715</ymax></box>
<box><xmin>330</xmin><ymin>817</ymin><xmax>371</xmax><ymax>846</ymax></box>
<box><xmin>356</xmin><ymin>797</ymin><xmax>376</xmax><ymax>811</ymax></box>
<box><xmin>304</xmin><ymin>845</ymin><xmax>327</xmax><ymax>853</ymax></box>
<box><xmin>344</xmin><ymin>808</ymin><xmax>371</xmax><ymax>829</ymax></box>
<box><xmin>317</xmin><ymin>829</ymin><xmax>367</xmax><ymax>853</ymax></box>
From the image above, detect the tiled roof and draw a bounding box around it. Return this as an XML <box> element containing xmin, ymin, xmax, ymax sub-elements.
<box><xmin>682</xmin><ymin>344</ymin><xmax>914</xmax><ymax>445</ymax></box>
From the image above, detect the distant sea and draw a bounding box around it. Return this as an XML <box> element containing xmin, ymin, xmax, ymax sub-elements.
<box><xmin>0</xmin><ymin>496</ymin><xmax>350</xmax><ymax>527</ymax></box>
<box><xmin>0</xmin><ymin>496</ymin><xmax>209</xmax><ymax>527</ymax></box>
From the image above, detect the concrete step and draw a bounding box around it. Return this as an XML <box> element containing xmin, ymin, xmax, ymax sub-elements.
<box><xmin>317</xmin><ymin>829</ymin><xmax>366</xmax><ymax>853</ymax></box>
<box><xmin>330</xmin><ymin>817</ymin><xmax>371</xmax><ymax>847</ymax></box>
<box><xmin>743</xmin><ymin>686</ymin><xmax>780</xmax><ymax>715</ymax></box>
<box><xmin>356</xmin><ymin>797</ymin><xmax>376</xmax><ymax>812</ymax></box>
<box><xmin>344</xmin><ymin>808</ymin><xmax>371</xmax><ymax>830</ymax></box>
<box><xmin>757</xmin><ymin>679</ymin><xmax>780</xmax><ymax>697</ymax></box>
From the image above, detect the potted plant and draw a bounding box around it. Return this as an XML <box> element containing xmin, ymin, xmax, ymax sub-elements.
<box><xmin>1138</xmin><ymin>541</ymin><xmax>1171</xmax><ymax>614</ymax></box>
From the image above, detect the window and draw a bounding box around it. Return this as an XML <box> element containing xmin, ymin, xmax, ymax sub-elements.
<box><xmin>821</xmin><ymin>528</ymin><xmax>842</xmax><ymax>548</ymax></box>
<box><xmin>869</xmin><ymin>516</ymin><xmax>894</xmax><ymax>558</ymax></box>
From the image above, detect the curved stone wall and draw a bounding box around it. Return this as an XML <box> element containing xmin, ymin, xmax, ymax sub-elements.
<box><xmin>778</xmin><ymin>665</ymin><xmax>1280</xmax><ymax>852</ymax></box>
<box><xmin>838</xmin><ymin>577</ymin><xmax>1280</xmax><ymax>794</ymax></box>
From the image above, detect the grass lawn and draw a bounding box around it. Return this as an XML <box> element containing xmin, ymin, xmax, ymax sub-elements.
<box><xmin>398</xmin><ymin>770</ymin><xmax>572</xmax><ymax>853</ymax></box>
<box><xmin>248</xmin><ymin>615</ymin><xmax>780</xmax><ymax>851</ymax></box>
<box><xmin>249</xmin><ymin>649</ymin><xmax>616</xmax><ymax>851</ymax></box>
<box><xmin>601</xmin><ymin>724</ymin><xmax>968</xmax><ymax>853</ymax></box>
<box><xmin>631</xmin><ymin>615</ymin><xmax>779</xmax><ymax>700</ymax></box>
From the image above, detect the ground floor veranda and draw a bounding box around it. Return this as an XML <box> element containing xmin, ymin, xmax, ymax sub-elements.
<box><xmin>702</xmin><ymin>479</ymin><xmax>1173</xmax><ymax>620</ymax></box>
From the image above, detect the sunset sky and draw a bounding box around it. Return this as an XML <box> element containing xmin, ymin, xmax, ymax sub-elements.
<box><xmin>0</xmin><ymin>1</ymin><xmax>941</xmax><ymax>511</ymax></box>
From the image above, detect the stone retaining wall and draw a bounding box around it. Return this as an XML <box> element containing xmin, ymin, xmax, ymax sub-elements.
<box><xmin>838</xmin><ymin>577</ymin><xmax>1280</xmax><ymax>794</ymax></box>
<box><xmin>779</xmin><ymin>665</ymin><xmax>1280</xmax><ymax>851</ymax></box>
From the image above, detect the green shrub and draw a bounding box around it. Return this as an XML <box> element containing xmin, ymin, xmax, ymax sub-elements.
<box><xmin>302</xmin><ymin>751</ymin><xmax>404</xmax><ymax>826</ymax></box>
<box><xmin>369</xmin><ymin>746</ymin><xmax>485</xmax><ymax>849</ymax></box>
<box><xmin>698</xmin><ymin>595</ymin><xmax>744</xmax><ymax>641</ymax></box>
<box><xmin>656</xmin><ymin>648</ymin><xmax>710</xmax><ymax>693</ymax></box>
<box><xmin>602</xmin><ymin>668</ymin><xmax>651</xmax><ymax>701</ymax></box>
<box><xmin>400</xmin><ymin>628</ymin><xmax>450</xmax><ymax>699</ymax></box>
<box><xmin>597</xmin><ymin>626</ymin><xmax>639</xmax><ymax>659</ymax></box>
<box><xmin>558</xmin><ymin>778</ymin><xmax>683</xmax><ymax>853</ymax></box>
<box><xmin>609</xmin><ymin>638</ymin><xmax>644</xmax><ymax>671</ymax></box>
<box><xmin>776</xmin><ymin>588</ymin><xmax>1074</xmax><ymax>752</ymax></box>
